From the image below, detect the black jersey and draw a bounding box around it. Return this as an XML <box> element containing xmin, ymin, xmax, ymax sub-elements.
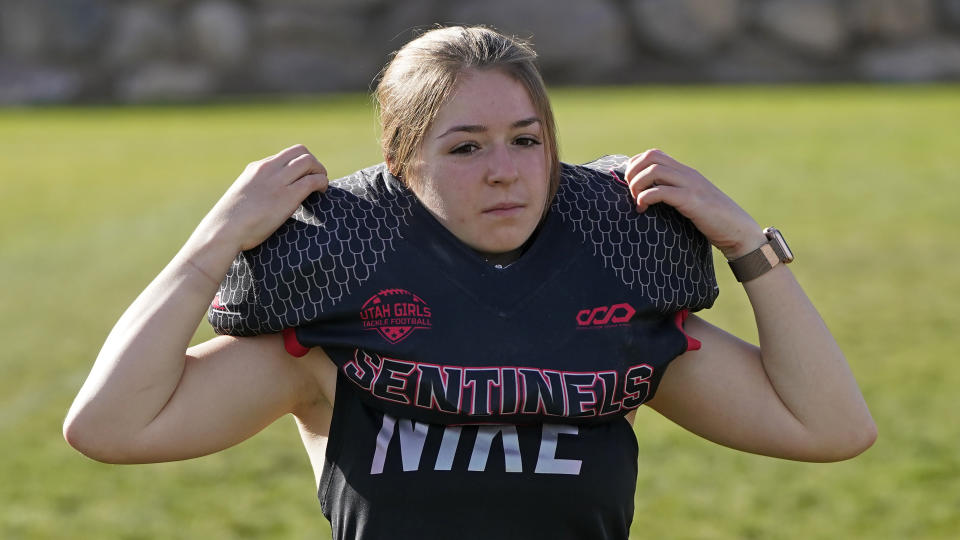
<box><xmin>209</xmin><ymin>155</ymin><xmax>718</xmax><ymax>425</ymax></box>
<box><xmin>321</xmin><ymin>374</ymin><xmax>640</xmax><ymax>540</ymax></box>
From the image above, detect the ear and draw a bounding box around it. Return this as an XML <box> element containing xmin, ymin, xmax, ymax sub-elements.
<box><xmin>385</xmin><ymin>156</ymin><xmax>400</xmax><ymax>177</ymax></box>
<box><xmin>389</xmin><ymin>157</ymin><xmax>418</xmax><ymax>190</ymax></box>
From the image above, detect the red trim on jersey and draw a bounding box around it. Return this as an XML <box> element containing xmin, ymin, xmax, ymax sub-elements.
<box><xmin>283</xmin><ymin>328</ymin><xmax>310</xmax><ymax>357</ymax></box>
<box><xmin>674</xmin><ymin>310</ymin><xmax>702</xmax><ymax>351</ymax></box>
<box><xmin>609</xmin><ymin>168</ymin><xmax>629</xmax><ymax>187</ymax></box>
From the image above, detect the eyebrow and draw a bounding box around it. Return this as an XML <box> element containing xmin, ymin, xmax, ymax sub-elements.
<box><xmin>435</xmin><ymin>117</ymin><xmax>541</xmax><ymax>139</ymax></box>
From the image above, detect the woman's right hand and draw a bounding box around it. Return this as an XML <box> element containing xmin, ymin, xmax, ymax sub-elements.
<box><xmin>64</xmin><ymin>144</ymin><xmax>331</xmax><ymax>464</ymax></box>
<box><xmin>202</xmin><ymin>144</ymin><xmax>329</xmax><ymax>252</ymax></box>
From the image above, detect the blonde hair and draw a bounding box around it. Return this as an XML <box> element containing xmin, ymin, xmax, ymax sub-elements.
<box><xmin>374</xmin><ymin>25</ymin><xmax>560</xmax><ymax>202</ymax></box>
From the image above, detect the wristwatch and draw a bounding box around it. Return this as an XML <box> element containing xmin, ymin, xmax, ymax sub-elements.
<box><xmin>727</xmin><ymin>227</ymin><xmax>794</xmax><ymax>282</ymax></box>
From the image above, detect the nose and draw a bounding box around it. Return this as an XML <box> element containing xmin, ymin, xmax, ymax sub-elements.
<box><xmin>486</xmin><ymin>144</ymin><xmax>519</xmax><ymax>185</ymax></box>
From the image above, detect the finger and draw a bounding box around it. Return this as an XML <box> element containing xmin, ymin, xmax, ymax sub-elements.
<box><xmin>635</xmin><ymin>184</ymin><xmax>684</xmax><ymax>213</ymax></box>
<box><xmin>291</xmin><ymin>172</ymin><xmax>329</xmax><ymax>195</ymax></box>
<box><xmin>271</xmin><ymin>144</ymin><xmax>312</xmax><ymax>167</ymax></box>
<box><xmin>275</xmin><ymin>173</ymin><xmax>328</xmax><ymax>219</ymax></box>
<box><xmin>627</xmin><ymin>162</ymin><xmax>689</xmax><ymax>200</ymax></box>
<box><xmin>625</xmin><ymin>148</ymin><xmax>684</xmax><ymax>182</ymax></box>
<box><xmin>246</xmin><ymin>144</ymin><xmax>311</xmax><ymax>178</ymax></box>
<box><xmin>282</xmin><ymin>152</ymin><xmax>327</xmax><ymax>185</ymax></box>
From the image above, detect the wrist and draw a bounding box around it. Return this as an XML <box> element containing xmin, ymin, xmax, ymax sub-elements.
<box><xmin>190</xmin><ymin>214</ymin><xmax>245</xmax><ymax>256</ymax></box>
<box><xmin>727</xmin><ymin>227</ymin><xmax>794</xmax><ymax>283</ymax></box>
<box><xmin>721</xmin><ymin>231</ymin><xmax>768</xmax><ymax>261</ymax></box>
<box><xmin>177</xmin><ymin>220</ymin><xmax>244</xmax><ymax>285</ymax></box>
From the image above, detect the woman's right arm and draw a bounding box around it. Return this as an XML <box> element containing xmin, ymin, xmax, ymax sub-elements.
<box><xmin>63</xmin><ymin>145</ymin><xmax>330</xmax><ymax>464</ymax></box>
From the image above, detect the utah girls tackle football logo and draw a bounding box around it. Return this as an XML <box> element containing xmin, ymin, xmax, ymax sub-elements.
<box><xmin>360</xmin><ymin>289</ymin><xmax>432</xmax><ymax>344</ymax></box>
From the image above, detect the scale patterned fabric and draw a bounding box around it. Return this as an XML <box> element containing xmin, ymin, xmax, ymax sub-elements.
<box><xmin>209</xmin><ymin>155</ymin><xmax>718</xmax><ymax>426</ymax></box>
<box><xmin>210</xmin><ymin>155</ymin><xmax>719</xmax><ymax>538</ymax></box>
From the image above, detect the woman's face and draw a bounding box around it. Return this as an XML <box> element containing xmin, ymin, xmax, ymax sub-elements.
<box><xmin>408</xmin><ymin>68</ymin><xmax>550</xmax><ymax>262</ymax></box>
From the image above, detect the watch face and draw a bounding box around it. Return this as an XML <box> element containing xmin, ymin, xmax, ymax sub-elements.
<box><xmin>765</xmin><ymin>227</ymin><xmax>794</xmax><ymax>263</ymax></box>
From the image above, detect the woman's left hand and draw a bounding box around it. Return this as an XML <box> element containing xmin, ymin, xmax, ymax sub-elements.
<box><xmin>625</xmin><ymin>149</ymin><xmax>764</xmax><ymax>260</ymax></box>
<box><xmin>629</xmin><ymin>149</ymin><xmax>878</xmax><ymax>462</ymax></box>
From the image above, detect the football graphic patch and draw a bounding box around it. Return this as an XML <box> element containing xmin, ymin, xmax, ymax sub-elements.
<box><xmin>360</xmin><ymin>289</ymin><xmax>432</xmax><ymax>343</ymax></box>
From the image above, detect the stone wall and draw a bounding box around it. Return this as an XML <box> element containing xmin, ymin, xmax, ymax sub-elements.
<box><xmin>2</xmin><ymin>0</ymin><xmax>960</xmax><ymax>104</ymax></box>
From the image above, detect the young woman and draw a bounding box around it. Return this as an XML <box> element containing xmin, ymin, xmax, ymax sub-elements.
<box><xmin>64</xmin><ymin>26</ymin><xmax>875</xmax><ymax>539</ymax></box>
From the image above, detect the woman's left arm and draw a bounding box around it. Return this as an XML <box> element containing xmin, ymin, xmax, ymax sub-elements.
<box><xmin>625</xmin><ymin>149</ymin><xmax>877</xmax><ymax>462</ymax></box>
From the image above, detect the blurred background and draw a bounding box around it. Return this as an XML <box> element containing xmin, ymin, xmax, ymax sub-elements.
<box><xmin>2</xmin><ymin>1</ymin><xmax>959</xmax><ymax>539</ymax></box>
<box><xmin>2</xmin><ymin>0</ymin><xmax>960</xmax><ymax>104</ymax></box>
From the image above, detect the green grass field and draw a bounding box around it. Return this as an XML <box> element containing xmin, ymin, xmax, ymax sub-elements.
<box><xmin>2</xmin><ymin>85</ymin><xmax>958</xmax><ymax>539</ymax></box>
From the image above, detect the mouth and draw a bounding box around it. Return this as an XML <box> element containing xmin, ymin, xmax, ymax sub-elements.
<box><xmin>482</xmin><ymin>202</ymin><xmax>526</xmax><ymax>216</ymax></box>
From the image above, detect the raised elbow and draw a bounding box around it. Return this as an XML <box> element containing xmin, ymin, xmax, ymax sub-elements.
<box><xmin>63</xmin><ymin>416</ymin><xmax>104</xmax><ymax>462</ymax></box>
<box><xmin>846</xmin><ymin>417</ymin><xmax>878</xmax><ymax>458</ymax></box>
<box><xmin>63</xmin><ymin>414</ymin><xmax>132</xmax><ymax>464</ymax></box>
<box><xmin>817</xmin><ymin>417</ymin><xmax>878</xmax><ymax>462</ymax></box>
